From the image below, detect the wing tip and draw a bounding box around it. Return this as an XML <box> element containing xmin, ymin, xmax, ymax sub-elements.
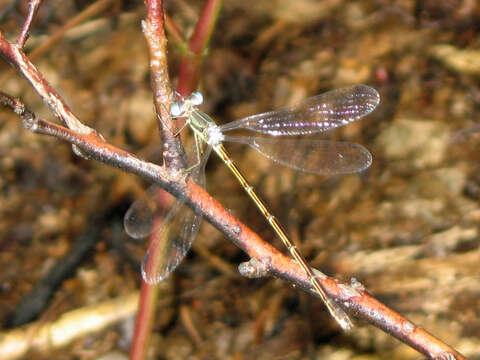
<box><xmin>141</xmin><ymin>259</ymin><xmax>168</xmax><ymax>284</ymax></box>
<box><xmin>324</xmin><ymin>143</ymin><xmax>373</xmax><ymax>175</ymax></box>
<box><xmin>353</xmin><ymin>84</ymin><xmax>381</xmax><ymax>111</ymax></box>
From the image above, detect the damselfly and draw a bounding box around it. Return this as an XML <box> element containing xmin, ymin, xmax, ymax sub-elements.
<box><xmin>124</xmin><ymin>84</ymin><xmax>380</xmax><ymax>330</ymax></box>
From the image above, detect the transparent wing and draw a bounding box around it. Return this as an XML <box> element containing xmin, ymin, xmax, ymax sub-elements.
<box><xmin>141</xmin><ymin>146</ymin><xmax>211</xmax><ymax>284</ymax></box>
<box><xmin>124</xmin><ymin>187</ymin><xmax>189</xmax><ymax>283</ymax></box>
<box><xmin>124</xmin><ymin>185</ymin><xmax>178</xmax><ymax>240</ymax></box>
<box><xmin>219</xmin><ymin>85</ymin><xmax>379</xmax><ymax>136</ymax></box>
<box><xmin>124</xmin><ymin>142</ymin><xmax>211</xmax><ymax>284</ymax></box>
<box><xmin>140</xmin><ymin>200</ymin><xmax>202</xmax><ymax>284</ymax></box>
<box><xmin>225</xmin><ymin>136</ymin><xmax>372</xmax><ymax>175</ymax></box>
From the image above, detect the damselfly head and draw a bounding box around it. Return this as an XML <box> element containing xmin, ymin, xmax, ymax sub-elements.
<box><xmin>189</xmin><ymin>92</ymin><xmax>203</xmax><ymax>106</ymax></box>
<box><xmin>170</xmin><ymin>100</ymin><xmax>186</xmax><ymax>117</ymax></box>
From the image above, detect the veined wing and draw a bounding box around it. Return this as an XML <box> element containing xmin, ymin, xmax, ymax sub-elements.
<box><xmin>124</xmin><ymin>145</ymin><xmax>210</xmax><ymax>284</ymax></box>
<box><xmin>142</xmin><ymin>146</ymin><xmax>210</xmax><ymax>283</ymax></box>
<box><xmin>219</xmin><ymin>85</ymin><xmax>379</xmax><ymax>136</ymax></box>
<box><xmin>124</xmin><ymin>185</ymin><xmax>177</xmax><ymax>240</ymax></box>
<box><xmin>124</xmin><ymin>186</ymin><xmax>193</xmax><ymax>283</ymax></box>
<box><xmin>225</xmin><ymin>136</ymin><xmax>372</xmax><ymax>175</ymax></box>
<box><xmin>140</xmin><ymin>199</ymin><xmax>202</xmax><ymax>283</ymax></box>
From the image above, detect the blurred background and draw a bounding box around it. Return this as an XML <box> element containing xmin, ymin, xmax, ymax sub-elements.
<box><xmin>0</xmin><ymin>0</ymin><xmax>478</xmax><ymax>358</ymax></box>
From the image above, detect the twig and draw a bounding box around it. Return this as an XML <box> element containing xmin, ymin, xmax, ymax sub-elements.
<box><xmin>16</xmin><ymin>0</ymin><xmax>42</xmax><ymax>47</ymax></box>
<box><xmin>130</xmin><ymin>2</ymin><xmax>184</xmax><ymax>359</ymax></box>
<box><xmin>142</xmin><ymin>0</ymin><xmax>184</xmax><ymax>170</ymax></box>
<box><xmin>26</xmin><ymin>0</ymin><xmax>114</xmax><ymax>60</ymax></box>
<box><xmin>0</xmin><ymin>91</ymin><xmax>178</xmax><ymax>189</ymax></box>
<box><xmin>0</xmin><ymin>36</ymin><xmax>94</xmax><ymax>136</ymax></box>
<box><xmin>165</xmin><ymin>13</ymin><xmax>188</xmax><ymax>51</ymax></box>
<box><xmin>176</xmin><ymin>0</ymin><xmax>223</xmax><ymax>96</ymax></box>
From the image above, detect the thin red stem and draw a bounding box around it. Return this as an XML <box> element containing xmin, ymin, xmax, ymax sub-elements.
<box><xmin>16</xmin><ymin>0</ymin><xmax>42</xmax><ymax>47</ymax></box>
<box><xmin>165</xmin><ymin>13</ymin><xmax>187</xmax><ymax>50</ymax></box>
<box><xmin>129</xmin><ymin>283</ymin><xmax>158</xmax><ymax>360</ymax></box>
<box><xmin>176</xmin><ymin>0</ymin><xmax>223</xmax><ymax>96</ymax></box>
<box><xmin>189</xmin><ymin>0</ymin><xmax>223</xmax><ymax>54</ymax></box>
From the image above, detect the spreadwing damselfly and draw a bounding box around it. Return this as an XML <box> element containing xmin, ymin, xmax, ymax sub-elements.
<box><xmin>125</xmin><ymin>84</ymin><xmax>380</xmax><ymax>329</ymax></box>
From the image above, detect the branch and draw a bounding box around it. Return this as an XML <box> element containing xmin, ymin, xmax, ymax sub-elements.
<box><xmin>176</xmin><ymin>0</ymin><xmax>223</xmax><ymax>96</ymax></box>
<box><xmin>142</xmin><ymin>0</ymin><xmax>184</xmax><ymax>170</ymax></box>
<box><xmin>0</xmin><ymin>36</ymin><xmax>94</xmax><ymax>136</ymax></box>
<box><xmin>16</xmin><ymin>0</ymin><xmax>42</xmax><ymax>47</ymax></box>
<box><xmin>130</xmin><ymin>2</ymin><xmax>187</xmax><ymax>359</ymax></box>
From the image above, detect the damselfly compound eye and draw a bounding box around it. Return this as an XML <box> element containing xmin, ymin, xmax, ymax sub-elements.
<box><xmin>189</xmin><ymin>92</ymin><xmax>203</xmax><ymax>106</ymax></box>
<box><xmin>170</xmin><ymin>101</ymin><xmax>185</xmax><ymax>117</ymax></box>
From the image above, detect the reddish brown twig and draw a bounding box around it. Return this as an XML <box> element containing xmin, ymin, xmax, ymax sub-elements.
<box><xmin>0</xmin><ymin>5</ymin><xmax>467</xmax><ymax>360</ymax></box>
<box><xmin>27</xmin><ymin>0</ymin><xmax>114</xmax><ymax>61</ymax></box>
<box><xmin>142</xmin><ymin>0</ymin><xmax>184</xmax><ymax>170</ymax></box>
<box><xmin>16</xmin><ymin>0</ymin><xmax>42</xmax><ymax>47</ymax></box>
<box><xmin>130</xmin><ymin>3</ymin><xmax>181</xmax><ymax>359</ymax></box>
<box><xmin>176</xmin><ymin>0</ymin><xmax>223</xmax><ymax>97</ymax></box>
<box><xmin>0</xmin><ymin>37</ymin><xmax>93</xmax><ymax>136</ymax></box>
<box><xmin>165</xmin><ymin>13</ymin><xmax>187</xmax><ymax>50</ymax></box>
